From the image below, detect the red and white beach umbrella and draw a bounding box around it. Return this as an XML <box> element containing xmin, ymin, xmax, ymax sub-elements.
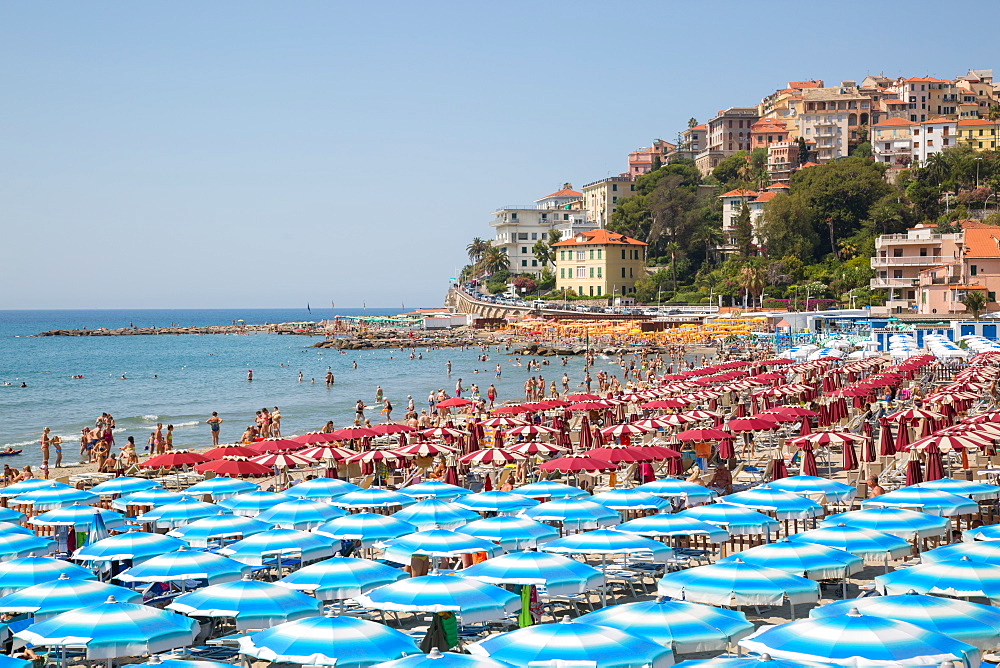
<box><xmin>249</xmin><ymin>452</ymin><xmax>313</xmax><ymax>468</ymax></box>
<box><xmin>508</xmin><ymin>441</ymin><xmax>565</xmax><ymax>455</ymax></box>
<box><xmin>600</xmin><ymin>423</ymin><xmax>651</xmax><ymax>438</ymax></box>
<box><xmin>506</xmin><ymin>425</ymin><xmax>559</xmax><ymax>437</ymax></box>
<box><xmin>298</xmin><ymin>445</ymin><xmax>358</xmax><ymax>461</ymax></box>
<box><xmin>418</xmin><ymin>426</ymin><xmax>466</xmax><ymax>438</ymax></box>
<box><xmin>392</xmin><ymin>442</ymin><xmax>457</xmax><ymax>457</ymax></box>
<box><xmin>344</xmin><ymin>449</ymin><xmax>403</xmax><ymax>464</ymax></box>
<box><xmin>195</xmin><ymin>456</ymin><xmax>272</xmax><ymax>478</ymax></box>
<box><xmin>458</xmin><ymin>449</ymin><xmax>527</xmax><ymax>466</ymax></box>
<box><xmin>787</xmin><ymin>430</ymin><xmax>866</xmax><ymax>447</ymax></box>
<box><xmin>538</xmin><ymin>454</ymin><xmax>617</xmax><ymax>473</ymax></box>
<box><xmin>479</xmin><ymin>417</ymin><xmax>530</xmax><ymax>428</ymax></box>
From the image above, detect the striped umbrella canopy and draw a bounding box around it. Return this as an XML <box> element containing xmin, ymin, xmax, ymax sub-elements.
<box><xmin>314</xmin><ymin>513</ymin><xmax>417</xmax><ymax>548</ymax></box>
<box><xmin>658</xmin><ymin>559</ymin><xmax>819</xmax><ymax>607</ymax></box>
<box><xmin>74</xmin><ymin>531</ymin><xmax>186</xmax><ymax>563</ymax></box>
<box><xmin>540</xmin><ymin>529</ymin><xmax>673</xmax><ymax>562</ymax></box>
<box><xmin>0</xmin><ymin>523</ymin><xmax>32</xmax><ymax>536</ymax></box>
<box><xmin>591</xmin><ymin>488</ymin><xmax>671</xmax><ymax>511</ymax></box>
<box><xmin>861</xmin><ymin>488</ymin><xmax>978</xmax><ymax>517</ymax></box>
<box><xmin>821</xmin><ymin>508</ymin><xmax>948</xmax><ymax>541</ymax></box>
<box><xmin>89</xmin><ymin>477</ymin><xmax>161</xmax><ymax>496</ymax></box>
<box><xmin>140</xmin><ymin>450</ymin><xmax>211</xmax><ymax>468</ymax></box>
<box><xmin>738</xmin><ymin>608</ymin><xmax>979</xmax><ymax>667</ymax></box>
<box><xmin>397</xmin><ymin>481</ymin><xmax>471</xmax><ymax>500</ymax></box>
<box><xmin>0</xmin><ymin>557</ymin><xmax>95</xmax><ymax>595</ymax></box>
<box><xmin>391</xmin><ymin>498</ymin><xmax>478</xmax><ymax>531</ymax></box>
<box><xmin>298</xmin><ymin>445</ymin><xmax>360</xmax><ymax>461</ymax></box>
<box><xmin>183</xmin><ymin>477</ymin><xmax>258</xmax><ymax>500</ymax></box>
<box><xmin>355</xmin><ymin>573</ymin><xmax>520</xmax><ymax>623</ymax></box>
<box><xmin>637</xmin><ymin>479</ymin><xmax>717</xmax><ymax>505</ymax></box>
<box><xmin>679</xmin><ymin>505</ymin><xmax>779</xmax><ymax>536</ymax></box>
<box><xmin>479</xmin><ymin>417</ymin><xmax>529</xmax><ymax>428</ymax></box>
<box><xmin>15</xmin><ymin>596</ymin><xmax>198</xmax><ymax>659</ymax></box>
<box><xmin>137</xmin><ymin>658</ymin><xmax>236</xmax><ymax>668</ymax></box>
<box><xmin>237</xmin><ymin>612</ymin><xmax>419</xmax><ymax>667</ymax></box>
<box><xmin>29</xmin><ymin>505</ymin><xmax>127</xmax><ymax>530</ymax></box>
<box><xmin>346</xmin><ymin>450</ymin><xmax>403</xmax><ymax>466</ymax></box>
<box><xmin>286</xmin><ymin>477</ymin><xmax>361</xmax><ymax>501</ymax></box>
<box><xmin>330</xmin><ymin>488</ymin><xmax>416</xmax><ymax>509</ymax></box>
<box><xmin>875</xmin><ymin>556</ymin><xmax>1000</xmax><ymax>600</ymax></box>
<box><xmin>218</xmin><ymin>528</ymin><xmax>337</xmax><ymax>566</ymax></box>
<box><xmin>116</xmin><ymin>547</ymin><xmax>250</xmax><ymax>584</ymax></box>
<box><xmin>0</xmin><ymin>480</ymin><xmax>68</xmax><ymax>497</ymax></box>
<box><xmin>255</xmin><ymin>499</ymin><xmax>347</xmax><ymax>530</ymax></box>
<box><xmin>0</xmin><ymin>573</ymin><xmax>140</xmax><ymax>620</ymax></box>
<box><xmin>720</xmin><ymin>489</ymin><xmax>823</xmax><ymax>520</ymax></box>
<box><xmin>507</xmin><ymin>440</ymin><xmax>565</xmax><ymax>455</ymax></box>
<box><xmin>719</xmin><ymin>540</ymin><xmax>863</xmax><ymax>580</ymax></box>
<box><xmin>217</xmin><ymin>490</ymin><xmax>294</xmax><ymax>517</ymax></box>
<box><xmin>674</xmin><ymin>657</ymin><xmax>835</xmax><ymax>668</ymax></box>
<box><xmin>379</xmin><ymin>530</ymin><xmax>501</xmax><ymax>564</ymax></box>
<box><xmin>467</xmin><ymin>616</ymin><xmax>673</xmax><ymax>668</ymax></box>
<box><xmin>0</xmin><ymin>507</ymin><xmax>25</xmax><ymax>526</ymax></box>
<box><xmin>112</xmin><ymin>489</ymin><xmax>192</xmax><ymax>511</ymax></box>
<box><xmin>168</xmin><ymin>576</ymin><xmax>319</xmax><ymax>630</ymax></box>
<box><xmin>967</xmin><ymin>524</ymin><xmax>1000</xmax><ymax>541</ymax></box>
<box><xmin>514</xmin><ymin>480</ymin><xmax>589</xmax><ymax>499</ymax></box>
<box><xmin>913</xmin><ymin>478</ymin><xmax>1000</xmax><ymax>500</ymax></box>
<box><xmin>459</xmin><ymin>550</ymin><xmax>603</xmax><ymax>595</ymax></box>
<box><xmin>453</xmin><ymin>491</ymin><xmax>539</xmax><ymax>514</ymax></box>
<box><xmin>372</xmin><ymin>648</ymin><xmax>513</xmax><ymax>668</ymax></box>
<box><xmin>789</xmin><ymin>524</ymin><xmax>910</xmax><ymax>560</ymax></box>
<box><xmin>505</xmin><ymin>424</ymin><xmax>559</xmax><ymax>437</ymax></box>
<box><xmin>393</xmin><ymin>442</ymin><xmax>457</xmax><ymax>458</ymax></box>
<box><xmin>578</xmin><ymin>598</ymin><xmax>754</xmax><ymax>653</ymax></box>
<box><xmin>250</xmin><ymin>452</ymin><xmax>313</xmax><ymax>468</ymax></box>
<box><xmin>11</xmin><ymin>487</ymin><xmax>98</xmax><ymax>511</ymax></box>
<box><xmin>136</xmin><ymin>500</ymin><xmax>228</xmax><ymax>529</ymax></box>
<box><xmin>458</xmin><ymin>449</ymin><xmax>526</xmax><ymax>466</ymax></box>
<box><xmin>812</xmin><ymin>591</ymin><xmax>1000</xmax><ymax>649</ymax></box>
<box><xmin>0</xmin><ymin>533</ymin><xmax>55</xmax><ymax>561</ymax></box>
<box><xmin>523</xmin><ymin>498</ymin><xmax>621</xmax><ymax>530</ymax></box>
<box><xmin>765</xmin><ymin>476</ymin><xmax>857</xmax><ymax>504</ymax></box>
<box><xmin>276</xmin><ymin>556</ymin><xmax>406</xmax><ymax>601</ymax></box>
<box><xmin>195</xmin><ymin>456</ymin><xmax>273</xmax><ymax>478</ymax></box>
<box><xmin>455</xmin><ymin>516</ymin><xmax>558</xmax><ymax>550</ymax></box>
<box><xmin>618</xmin><ymin>514</ymin><xmax>730</xmax><ymax>543</ymax></box>
<box><xmin>202</xmin><ymin>444</ymin><xmax>262</xmax><ymax>457</ymax></box>
<box><xmin>166</xmin><ymin>515</ymin><xmax>271</xmax><ymax>548</ymax></box>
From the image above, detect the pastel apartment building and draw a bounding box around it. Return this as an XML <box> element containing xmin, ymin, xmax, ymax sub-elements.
<box><xmin>552</xmin><ymin>229</ymin><xmax>647</xmax><ymax>298</ymax></box>
<box><xmin>581</xmin><ymin>176</ymin><xmax>635</xmax><ymax>229</ymax></box>
<box><xmin>917</xmin><ymin>225</ymin><xmax>1000</xmax><ymax>316</ymax></box>
<box><xmin>957</xmin><ymin>118</ymin><xmax>1000</xmax><ymax>151</ymax></box>
<box><xmin>695</xmin><ymin>107</ymin><xmax>760</xmax><ymax>176</ymax></box>
<box><xmin>628</xmin><ymin>139</ymin><xmax>676</xmax><ymax>176</ymax></box>
<box><xmin>871</xmin><ymin>118</ymin><xmax>955</xmax><ymax>166</ymax></box>
<box><xmin>870</xmin><ymin>224</ymin><xmax>965</xmax><ymax>312</ymax></box>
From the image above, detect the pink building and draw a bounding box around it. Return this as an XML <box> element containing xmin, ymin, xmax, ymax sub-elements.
<box><xmin>628</xmin><ymin>139</ymin><xmax>676</xmax><ymax>176</ymax></box>
<box><xmin>915</xmin><ymin>224</ymin><xmax>1000</xmax><ymax>315</ymax></box>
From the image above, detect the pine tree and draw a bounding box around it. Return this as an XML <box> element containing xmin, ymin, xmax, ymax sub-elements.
<box><xmin>734</xmin><ymin>201</ymin><xmax>754</xmax><ymax>256</ymax></box>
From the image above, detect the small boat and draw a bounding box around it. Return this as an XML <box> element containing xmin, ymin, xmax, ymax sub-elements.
<box><xmin>0</xmin><ymin>450</ymin><xmax>22</xmax><ymax>457</ymax></box>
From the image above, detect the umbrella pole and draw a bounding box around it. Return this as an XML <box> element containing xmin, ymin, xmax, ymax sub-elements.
<box><xmin>601</xmin><ymin>554</ymin><xmax>607</xmax><ymax>607</ymax></box>
<box><xmin>789</xmin><ymin>599</ymin><xmax>795</xmax><ymax>619</ymax></box>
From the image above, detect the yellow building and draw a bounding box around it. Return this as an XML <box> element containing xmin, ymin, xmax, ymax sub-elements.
<box><xmin>957</xmin><ymin>118</ymin><xmax>999</xmax><ymax>150</ymax></box>
<box><xmin>552</xmin><ymin>229</ymin><xmax>647</xmax><ymax>298</ymax></box>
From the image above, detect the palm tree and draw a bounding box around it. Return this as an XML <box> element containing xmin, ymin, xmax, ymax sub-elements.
<box><xmin>739</xmin><ymin>265</ymin><xmax>766</xmax><ymax>309</ymax></box>
<box><xmin>962</xmin><ymin>289</ymin><xmax>988</xmax><ymax>320</ymax></box>
<box><xmin>694</xmin><ymin>224</ymin><xmax>724</xmax><ymax>260</ymax></box>
<box><xmin>466</xmin><ymin>238</ymin><xmax>488</xmax><ymax>265</ymax></box>
<box><xmin>477</xmin><ymin>244</ymin><xmax>509</xmax><ymax>276</ymax></box>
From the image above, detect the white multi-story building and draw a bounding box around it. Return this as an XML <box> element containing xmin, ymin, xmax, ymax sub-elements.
<box><xmin>798</xmin><ymin>110</ymin><xmax>850</xmax><ymax>162</ymax></box>
<box><xmin>911</xmin><ymin>118</ymin><xmax>958</xmax><ymax>165</ymax></box>
<box><xmin>581</xmin><ymin>176</ymin><xmax>635</xmax><ymax>228</ymax></box>
<box><xmin>491</xmin><ymin>188</ymin><xmax>595</xmax><ymax>276</ymax></box>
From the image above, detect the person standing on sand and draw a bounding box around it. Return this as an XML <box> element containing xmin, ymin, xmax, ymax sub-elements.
<box><xmin>153</xmin><ymin>423</ymin><xmax>165</xmax><ymax>455</ymax></box>
<box><xmin>383</xmin><ymin>399</ymin><xmax>393</xmax><ymax>422</ymax></box>
<box><xmin>165</xmin><ymin>424</ymin><xmax>174</xmax><ymax>451</ymax></box>
<box><xmin>206</xmin><ymin>412</ymin><xmax>223</xmax><ymax>445</ymax></box>
<box><xmin>272</xmin><ymin>407</ymin><xmax>282</xmax><ymax>437</ymax></box>
<box><xmin>40</xmin><ymin>428</ymin><xmax>50</xmax><ymax>468</ymax></box>
<box><xmin>51</xmin><ymin>436</ymin><xmax>62</xmax><ymax>468</ymax></box>
<box><xmin>355</xmin><ymin>400</ymin><xmax>365</xmax><ymax>423</ymax></box>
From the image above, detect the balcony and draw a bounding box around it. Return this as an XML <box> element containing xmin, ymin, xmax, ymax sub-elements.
<box><xmin>871</xmin><ymin>256</ymin><xmax>947</xmax><ymax>267</ymax></box>
<box><xmin>875</xmin><ymin>233</ymin><xmax>958</xmax><ymax>246</ymax></box>
<box><xmin>870</xmin><ymin>277</ymin><xmax>919</xmax><ymax>288</ymax></box>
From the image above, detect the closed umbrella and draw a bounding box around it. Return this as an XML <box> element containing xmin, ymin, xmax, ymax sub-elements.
<box><xmin>0</xmin><ymin>557</ymin><xmax>95</xmax><ymax>595</ymax></box>
<box><xmin>315</xmin><ymin>513</ymin><xmax>417</xmax><ymax>548</ymax></box>
<box><xmin>168</xmin><ymin>575</ymin><xmax>319</xmax><ymax>630</ymax></box>
<box><xmin>218</xmin><ymin>528</ymin><xmax>337</xmax><ymax>566</ymax></box>
<box><xmin>459</xmin><ymin>551</ymin><xmax>603</xmax><ymax>596</ymax></box>
<box><xmin>276</xmin><ymin>557</ymin><xmax>406</xmax><ymax>601</ymax></box>
<box><xmin>0</xmin><ymin>573</ymin><xmax>140</xmax><ymax>620</ymax></box>
<box><xmin>658</xmin><ymin>559</ymin><xmax>819</xmax><ymax>612</ymax></box>
<box><xmin>800</xmin><ymin>443</ymin><xmax>819</xmax><ymax>477</ymax></box>
<box><xmin>116</xmin><ymin>547</ymin><xmax>250</xmax><ymax>585</ymax></box>
<box><xmin>455</xmin><ymin>516</ymin><xmax>558</xmax><ymax>550</ymax></box>
<box><xmin>879</xmin><ymin>417</ymin><xmax>896</xmax><ymax>456</ymax></box>
<box><xmin>165</xmin><ymin>515</ymin><xmax>271</xmax><ymax>548</ymax></box>
<box><xmin>356</xmin><ymin>573</ymin><xmax>520</xmax><ymax>623</ymax></box>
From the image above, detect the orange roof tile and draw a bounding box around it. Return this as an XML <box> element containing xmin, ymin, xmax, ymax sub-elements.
<box><xmin>958</xmin><ymin>119</ymin><xmax>993</xmax><ymax>126</ymax></box>
<box><xmin>788</xmin><ymin>80</ymin><xmax>823</xmax><ymax>89</ymax></box>
<box><xmin>752</xmin><ymin>192</ymin><xmax>778</xmax><ymax>203</ymax></box>
<box><xmin>903</xmin><ymin>76</ymin><xmax>952</xmax><ymax>83</ymax></box>
<box><xmin>687</xmin><ymin>124</ymin><xmax>707</xmax><ymax>132</ymax></box>
<box><xmin>872</xmin><ymin>118</ymin><xmax>917</xmax><ymax>127</ymax></box>
<box><xmin>719</xmin><ymin>189</ymin><xmax>758</xmax><ymax>198</ymax></box>
<box><xmin>963</xmin><ymin>226</ymin><xmax>1000</xmax><ymax>257</ymax></box>
<box><xmin>798</xmin><ymin>162</ymin><xmax>820</xmax><ymax>169</ymax></box>
<box><xmin>539</xmin><ymin>188</ymin><xmax>582</xmax><ymax>199</ymax></box>
<box><xmin>551</xmin><ymin>228</ymin><xmax>647</xmax><ymax>248</ymax></box>
<box><xmin>922</xmin><ymin>118</ymin><xmax>954</xmax><ymax>124</ymax></box>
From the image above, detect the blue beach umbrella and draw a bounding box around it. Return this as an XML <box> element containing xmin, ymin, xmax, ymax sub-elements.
<box><xmin>73</xmin><ymin>531</ymin><xmax>186</xmax><ymax>563</ymax></box>
<box><xmin>112</xmin><ymin>489</ymin><xmax>192</xmax><ymax>511</ymax></box>
<box><xmin>391</xmin><ymin>498</ymin><xmax>478</xmax><ymax>531</ymax></box>
<box><xmin>812</xmin><ymin>591</ymin><xmax>1000</xmax><ymax>649</ymax></box>
<box><xmin>875</xmin><ymin>555</ymin><xmax>1000</xmax><ymax>601</ymax></box>
<box><xmin>116</xmin><ymin>547</ymin><xmax>250</xmax><ymax>585</ymax></box>
<box><xmin>137</xmin><ymin>657</ymin><xmax>236</xmax><ymax>668</ymax></box>
<box><xmin>136</xmin><ymin>500</ymin><xmax>227</xmax><ymax>529</ymax></box>
<box><xmin>861</xmin><ymin>488</ymin><xmax>978</xmax><ymax>517</ymax></box>
<box><xmin>355</xmin><ymin>573</ymin><xmax>521</xmax><ymax>623</ymax></box>
<box><xmin>467</xmin><ymin>616</ymin><xmax>673</xmax><ymax>668</ymax></box>
<box><xmin>922</xmin><ymin>540</ymin><xmax>1000</xmax><ymax>565</ymax></box>
<box><xmin>0</xmin><ymin>523</ymin><xmax>33</xmax><ymax>537</ymax></box>
<box><xmin>523</xmin><ymin>498</ymin><xmax>621</xmax><ymax>529</ymax></box>
<box><xmin>15</xmin><ymin>596</ymin><xmax>198</xmax><ymax>659</ymax></box>
<box><xmin>0</xmin><ymin>557</ymin><xmax>95</xmax><ymax>595</ymax></box>
<box><xmin>578</xmin><ymin>598</ymin><xmax>755</xmax><ymax>653</ymax></box>
<box><xmin>380</xmin><ymin>530</ymin><xmax>500</xmax><ymax>564</ymax></box>
<box><xmin>0</xmin><ymin>508</ymin><xmax>26</xmax><ymax>525</ymax></box>
<box><xmin>168</xmin><ymin>576</ymin><xmax>319</xmax><ymax>631</ymax></box>
<box><xmin>238</xmin><ymin>612</ymin><xmax>419</xmax><ymax>667</ymax></box>
<box><xmin>29</xmin><ymin>505</ymin><xmax>127</xmax><ymax>531</ymax></box>
<box><xmin>12</xmin><ymin>487</ymin><xmax>98</xmax><ymax>511</ymax></box>
<box><xmin>679</xmin><ymin>504</ymin><xmax>779</xmax><ymax>536</ymax></box>
<box><xmin>591</xmin><ymin>488</ymin><xmax>671</xmax><ymax>511</ymax></box>
<box><xmin>0</xmin><ymin>534</ymin><xmax>55</xmax><ymax>561</ymax></box>
<box><xmin>0</xmin><ymin>573</ymin><xmax>140</xmax><ymax>620</ymax></box>
<box><xmin>788</xmin><ymin>524</ymin><xmax>911</xmax><ymax>560</ymax></box>
<box><xmin>453</xmin><ymin>491</ymin><xmax>539</xmax><ymax>514</ymax></box>
<box><xmin>314</xmin><ymin>513</ymin><xmax>416</xmax><ymax>548</ymax></box>
<box><xmin>216</xmin><ymin>490</ymin><xmax>293</xmax><ymax>517</ymax></box>
<box><xmin>765</xmin><ymin>476</ymin><xmax>857</xmax><ymax>504</ymax></box>
<box><xmin>721</xmin><ymin>489</ymin><xmax>823</xmax><ymax>520</ymax></box>
<box><xmin>913</xmin><ymin>478</ymin><xmax>1000</xmax><ymax>500</ymax></box>
<box><xmin>183</xmin><ymin>477</ymin><xmax>257</xmax><ymax>500</ymax></box>
<box><xmin>617</xmin><ymin>514</ymin><xmax>730</xmax><ymax>543</ymax></box>
<box><xmin>0</xmin><ymin>480</ymin><xmax>69</xmax><ymax>497</ymax></box>
<box><xmin>821</xmin><ymin>507</ymin><xmax>948</xmax><ymax>541</ymax></box>
<box><xmin>217</xmin><ymin>527</ymin><xmax>337</xmax><ymax>565</ymax></box>
<box><xmin>540</xmin><ymin>528</ymin><xmax>674</xmax><ymax>562</ymax></box>
<box><xmin>455</xmin><ymin>516</ymin><xmax>558</xmax><ymax>550</ymax></box>
<box><xmin>514</xmin><ymin>480</ymin><xmax>589</xmax><ymax>499</ymax></box>
<box><xmin>372</xmin><ymin>648</ymin><xmax>514</xmax><ymax>668</ymax></box>
<box><xmin>720</xmin><ymin>540</ymin><xmax>862</xmax><ymax>581</ymax></box>
<box><xmin>459</xmin><ymin>550</ymin><xmax>603</xmax><ymax>596</ymax></box>
<box><xmin>276</xmin><ymin>556</ymin><xmax>405</xmax><ymax>600</ymax></box>
<box><xmin>165</xmin><ymin>514</ymin><xmax>271</xmax><ymax>548</ymax></box>
<box><xmin>255</xmin><ymin>498</ymin><xmax>347</xmax><ymax>530</ymax></box>
<box><xmin>330</xmin><ymin>488</ymin><xmax>416</xmax><ymax>509</ymax></box>
<box><xmin>637</xmin><ymin>478</ymin><xmax>716</xmax><ymax>505</ymax></box>
<box><xmin>675</xmin><ymin>658</ymin><xmax>835</xmax><ymax>668</ymax></box>
<box><xmin>738</xmin><ymin>608</ymin><xmax>980</xmax><ymax>667</ymax></box>
<box><xmin>0</xmin><ymin>657</ymin><xmax>30</xmax><ymax>668</ymax></box>
<box><xmin>398</xmin><ymin>481</ymin><xmax>471</xmax><ymax>500</ymax></box>
<box><xmin>286</xmin><ymin>478</ymin><xmax>360</xmax><ymax>501</ymax></box>
<box><xmin>89</xmin><ymin>477</ymin><xmax>161</xmax><ymax>496</ymax></box>
<box><xmin>658</xmin><ymin>559</ymin><xmax>820</xmax><ymax>609</ymax></box>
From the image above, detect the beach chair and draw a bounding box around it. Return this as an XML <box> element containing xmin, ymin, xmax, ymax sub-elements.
<box><xmin>357</xmin><ymin>474</ymin><xmax>376</xmax><ymax>489</ymax></box>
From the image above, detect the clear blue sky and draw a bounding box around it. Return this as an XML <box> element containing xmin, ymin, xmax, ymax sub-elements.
<box><xmin>2</xmin><ymin>0</ymin><xmax>996</xmax><ymax>309</ymax></box>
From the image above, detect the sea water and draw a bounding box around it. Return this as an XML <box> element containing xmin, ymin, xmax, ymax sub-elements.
<box><xmin>0</xmin><ymin>309</ymin><xmax>621</xmax><ymax>466</ymax></box>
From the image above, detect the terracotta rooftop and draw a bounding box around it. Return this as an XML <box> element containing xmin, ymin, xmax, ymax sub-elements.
<box><xmin>753</xmin><ymin>192</ymin><xmax>778</xmax><ymax>203</ymax></box>
<box><xmin>963</xmin><ymin>226</ymin><xmax>1000</xmax><ymax>258</ymax></box>
<box><xmin>719</xmin><ymin>189</ymin><xmax>758</xmax><ymax>198</ymax></box>
<box><xmin>958</xmin><ymin>119</ymin><xmax>994</xmax><ymax>126</ymax></box>
<box><xmin>551</xmin><ymin>228</ymin><xmax>646</xmax><ymax>247</ymax></box>
<box><xmin>538</xmin><ymin>188</ymin><xmax>582</xmax><ymax>200</ymax></box>
<box><xmin>872</xmin><ymin>118</ymin><xmax>917</xmax><ymax>127</ymax></box>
